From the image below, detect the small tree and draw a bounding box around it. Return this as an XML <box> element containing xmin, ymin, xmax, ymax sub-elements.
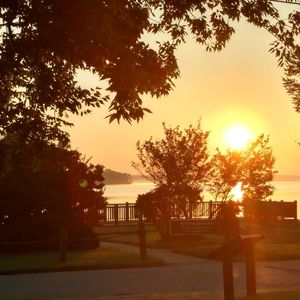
<box><xmin>136</xmin><ymin>186</ymin><xmax>171</xmax><ymax>237</ymax></box>
<box><xmin>208</xmin><ymin>134</ymin><xmax>276</xmax><ymax>205</ymax></box>
<box><xmin>241</xmin><ymin>135</ymin><xmax>276</xmax><ymax>203</ymax></box>
<box><xmin>207</xmin><ymin>149</ymin><xmax>243</xmax><ymax>202</ymax></box>
<box><xmin>207</xmin><ymin>134</ymin><xmax>276</xmax><ymax>228</ymax></box>
<box><xmin>133</xmin><ymin>122</ymin><xmax>211</xmax><ymax>237</ymax></box>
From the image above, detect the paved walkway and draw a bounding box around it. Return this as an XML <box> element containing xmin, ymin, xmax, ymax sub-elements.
<box><xmin>102</xmin><ymin>242</ymin><xmax>207</xmax><ymax>264</ymax></box>
<box><xmin>1</xmin><ymin>242</ymin><xmax>300</xmax><ymax>299</ymax></box>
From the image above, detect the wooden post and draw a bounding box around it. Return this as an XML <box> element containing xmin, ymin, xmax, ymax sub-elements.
<box><xmin>125</xmin><ymin>202</ymin><xmax>129</xmax><ymax>222</ymax></box>
<box><xmin>281</xmin><ymin>200</ymin><xmax>284</xmax><ymax>220</ymax></box>
<box><xmin>138</xmin><ymin>220</ymin><xmax>147</xmax><ymax>259</ymax></box>
<box><xmin>188</xmin><ymin>202</ymin><xmax>193</xmax><ymax>218</ymax></box>
<box><xmin>222</xmin><ymin>242</ymin><xmax>234</xmax><ymax>300</ymax></box>
<box><xmin>246</xmin><ymin>242</ymin><xmax>256</xmax><ymax>296</ymax></box>
<box><xmin>114</xmin><ymin>204</ymin><xmax>119</xmax><ymax>225</ymax></box>
<box><xmin>103</xmin><ymin>203</ymin><xmax>107</xmax><ymax>222</ymax></box>
<box><xmin>59</xmin><ymin>227</ymin><xmax>68</xmax><ymax>263</ymax></box>
<box><xmin>294</xmin><ymin>201</ymin><xmax>297</xmax><ymax>221</ymax></box>
<box><xmin>268</xmin><ymin>199</ymin><xmax>272</xmax><ymax>223</ymax></box>
<box><xmin>209</xmin><ymin>200</ymin><xmax>213</xmax><ymax>218</ymax></box>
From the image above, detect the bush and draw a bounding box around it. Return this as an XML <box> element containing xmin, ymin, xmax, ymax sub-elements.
<box><xmin>0</xmin><ymin>213</ymin><xmax>98</xmax><ymax>253</ymax></box>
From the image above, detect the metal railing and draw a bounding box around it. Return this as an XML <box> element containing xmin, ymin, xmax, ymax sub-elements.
<box><xmin>102</xmin><ymin>200</ymin><xmax>298</xmax><ymax>224</ymax></box>
<box><xmin>102</xmin><ymin>201</ymin><xmax>222</xmax><ymax>224</ymax></box>
<box><xmin>103</xmin><ymin>203</ymin><xmax>139</xmax><ymax>224</ymax></box>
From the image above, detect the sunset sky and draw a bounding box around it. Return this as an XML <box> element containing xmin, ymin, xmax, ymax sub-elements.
<box><xmin>68</xmin><ymin>5</ymin><xmax>300</xmax><ymax>176</ymax></box>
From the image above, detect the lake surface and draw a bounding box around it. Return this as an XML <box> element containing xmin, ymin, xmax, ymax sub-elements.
<box><xmin>104</xmin><ymin>181</ymin><xmax>300</xmax><ymax>219</ymax></box>
<box><xmin>104</xmin><ymin>182</ymin><xmax>155</xmax><ymax>203</ymax></box>
<box><xmin>104</xmin><ymin>181</ymin><xmax>300</xmax><ymax>203</ymax></box>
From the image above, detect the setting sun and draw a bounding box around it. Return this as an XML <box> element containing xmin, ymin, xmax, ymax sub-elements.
<box><xmin>224</xmin><ymin>125</ymin><xmax>252</xmax><ymax>150</ymax></box>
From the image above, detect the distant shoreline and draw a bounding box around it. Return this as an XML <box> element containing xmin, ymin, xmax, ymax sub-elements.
<box><xmin>104</xmin><ymin>178</ymin><xmax>300</xmax><ymax>185</ymax></box>
<box><xmin>106</xmin><ymin>180</ymin><xmax>152</xmax><ymax>185</ymax></box>
<box><xmin>103</xmin><ymin>171</ymin><xmax>300</xmax><ymax>185</ymax></box>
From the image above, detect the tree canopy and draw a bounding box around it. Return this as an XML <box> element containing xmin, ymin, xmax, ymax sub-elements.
<box><xmin>133</xmin><ymin>122</ymin><xmax>211</xmax><ymax>202</ymax></box>
<box><xmin>134</xmin><ymin>122</ymin><xmax>276</xmax><ymax>236</ymax></box>
<box><xmin>0</xmin><ymin>136</ymin><xmax>106</xmax><ymax>227</ymax></box>
<box><xmin>0</xmin><ymin>0</ymin><xmax>299</xmax><ymax>142</ymax></box>
<box><xmin>241</xmin><ymin>134</ymin><xmax>276</xmax><ymax>202</ymax></box>
<box><xmin>133</xmin><ymin>122</ymin><xmax>211</xmax><ymax>236</ymax></box>
<box><xmin>207</xmin><ymin>134</ymin><xmax>276</xmax><ymax>202</ymax></box>
<box><xmin>207</xmin><ymin>149</ymin><xmax>243</xmax><ymax>202</ymax></box>
<box><xmin>0</xmin><ymin>135</ymin><xmax>106</xmax><ymax>251</ymax></box>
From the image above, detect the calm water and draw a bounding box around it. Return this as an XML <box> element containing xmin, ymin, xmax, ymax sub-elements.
<box><xmin>104</xmin><ymin>181</ymin><xmax>300</xmax><ymax>219</ymax></box>
<box><xmin>104</xmin><ymin>182</ymin><xmax>154</xmax><ymax>203</ymax></box>
<box><xmin>104</xmin><ymin>181</ymin><xmax>300</xmax><ymax>204</ymax></box>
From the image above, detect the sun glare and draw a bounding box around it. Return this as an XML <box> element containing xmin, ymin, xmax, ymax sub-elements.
<box><xmin>231</xmin><ymin>182</ymin><xmax>243</xmax><ymax>202</ymax></box>
<box><xmin>224</xmin><ymin>125</ymin><xmax>252</xmax><ymax>150</ymax></box>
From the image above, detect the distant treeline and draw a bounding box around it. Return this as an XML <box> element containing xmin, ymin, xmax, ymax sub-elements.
<box><xmin>103</xmin><ymin>169</ymin><xmax>150</xmax><ymax>184</ymax></box>
<box><xmin>103</xmin><ymin>169</ymin><xmax>132</xmax><ymax>184</ymax></box>
<box><xmin>103</xmin><ymin>169</ymin><xmax>300</xmax><ymax>184</ymax></box>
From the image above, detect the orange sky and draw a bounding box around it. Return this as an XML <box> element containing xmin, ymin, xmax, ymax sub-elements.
<box><xmin>68</xmin><ymin>9</ymin><xmax>300</xmax><ymax>176</ymax></box>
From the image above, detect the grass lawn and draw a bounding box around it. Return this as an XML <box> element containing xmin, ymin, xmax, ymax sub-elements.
<box><xmin>238</xmin><ymin>290</ymin><xmax>300</xmax><ymax>300</ymax></box>
<box><xmin>0</xmin><ymin>290</ymin><xmax>299</xmax><ymax>300</ymax></box>
<box><xmin>0</xmin><ymin>246</ymin><xmax>163</xmax><ymax>274</ymax></box>
<box><xmin>99</xmin><ymin>221</ymin><xmax>300</xmax><ymax>261</ymax></box>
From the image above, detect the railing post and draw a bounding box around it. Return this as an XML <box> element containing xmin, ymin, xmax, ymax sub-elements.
<box><xmin>190</xmin><ymin>201</ymin><xmax>194</xmax><ymax>218</ymax></box>
<box><xmin>125</xmin><ymin>202</ymin><xmax>129</xmax><ymax>222</ymax></box>
<box><xmin>268</xmin><ymin>199</ymin><xmax>272</xmax><ymax>222</ymax></box>
<box><xmin>114</xmin><ymin>204</ymin><xmax>119</xmax><ymax>225</ymax></box>
<box><xmin>209</xmin><ymin>200</ymin><xmax>213</xmax><ymax>218</ymax></box>
<box><xmin>294</xmin><ymin>200</ymin><xmax>297</xmax><ymax>221</ymax></box>
<box><xmin>103</xmin><ymin>203</ymin><xmax>107</xmax><ymax>222</ymax></box>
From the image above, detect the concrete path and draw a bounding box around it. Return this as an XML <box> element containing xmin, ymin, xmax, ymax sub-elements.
<box><xmin>102</xmin><ymin>242</ymin><xmax>207</xmax><ymax>264</ymax></box>
<box><xmin>1</xmin><ymin>242</ymin><xmax>300</xmax><ymax>299</ymax></box>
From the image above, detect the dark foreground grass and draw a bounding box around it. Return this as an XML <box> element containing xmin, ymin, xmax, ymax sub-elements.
<box><xmin>238</xmin><ymin>290</ymin><xmax>300</xmax><ymax>300</ymax></box>
<box><xmin>173</xmin><ymin>222</ymin><xmax>300</xmax><ymax>261</ymax></box>
<box><xmin>0</xmin><ymin>290</ymin><xmax>299</xmax><ymax>300</ymax></box>
<box><xmin>0</xmin><ymin>298</ymin><xmax>42</xmax><ymax>300</ymax></box>
<box><xmin>100</xmin><ymin>221</ymin><xmax>300</xmax><ymax>261</ymax></box>
<box><xmin>0</xmin><ymin>246</ymin><xmax>163</xmax><ymax>274</ymax></box>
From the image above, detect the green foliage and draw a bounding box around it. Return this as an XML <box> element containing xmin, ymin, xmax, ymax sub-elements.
<box><xmin>0</xmin><ymin>0</ymin><xmax>298</xmax><ymax>140</ymax></box>
<box><xmin>0</xmin><ymin>147</ymin><xmax>106</xmax><ymax>225</ymax></box>
<box><xmin>0</xmin><ymin>0</ymin><xmax>179</xmax><ymax>133</ymax></box>
<box><xmin>208</xmin><ymin>149</ymin><xmax>243</xmax><ymax>201</ymax></box>
<box><xmin>149</xmin><ymin>0</ymin><xmax>299</xmax><ymax>111</ymax></box>
<box><xmin>0</xmin><ymin>214</ymin><xmax>98</xmax><ymax>253</ymax></box>
<box><xmin>133</xmin><ymin>122</ymin><xmax>211</xmax><ymax>237</ymax></box>
<box><xmin>0</xmin><ymin>136</ymin><xmax>106</xmax><ymax>250</ymax></box>
<box><xmin>135</xmin><ymin>125</ymin><xmax>276</xmax><ymax>237</ymax></box>
<box><xmin>242</xmin><ymin>135</ymin><xmax>276</xmax><ymax>202</ymax></box>
<box><xmin>137</xmin><ymin>187</ymin><xmax>173</xmax><ymax>237</ymax></box>
<box><xmin>208</xmin><ymin>134</ymin><xmax>276</xmax><ymax>202</ymax></box>
<box><xmin>215</xmin><ymin>201</ymin><xmax>241</xmax><ymax>238</ymax></box>
<box><xmin>133</xmin><ymin>122</ymin><xmax>211</xmax><ymax>191</ymax></box>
